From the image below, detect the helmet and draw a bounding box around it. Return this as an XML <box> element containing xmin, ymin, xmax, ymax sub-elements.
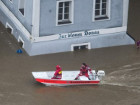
<box><xmin>56</xmin><ymin>65</ymin><xmax>60</xmax><ymax>69</ymax></box>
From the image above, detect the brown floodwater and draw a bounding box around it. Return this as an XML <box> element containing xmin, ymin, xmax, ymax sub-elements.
<box><xmin>0</xmin><ymin>0</ymin><xmax>140</xmax><ymax>105</ymax></box>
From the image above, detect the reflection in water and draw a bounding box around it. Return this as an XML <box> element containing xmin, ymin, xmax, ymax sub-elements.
<box><xmin>35</xmin><ymin>84</ymin><xmax>99</xmax><ymax>94</ymax></box>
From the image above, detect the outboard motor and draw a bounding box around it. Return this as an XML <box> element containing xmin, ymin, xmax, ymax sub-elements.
<box><xmin>97</xmin><ymin>70</ymin><xmax>105</xmax><ymax>80</ymax></box>
<box><xmin>89</xmin><ymin>70</ymin><xmax>96</xmax><ymax>80</ymax></box>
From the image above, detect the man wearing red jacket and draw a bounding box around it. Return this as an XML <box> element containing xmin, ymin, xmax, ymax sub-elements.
<box><xmin>75</xmin><ymin>63</ymin><xmax>92</xmax><ymax>80</ymax></box>
<box><xmin>51</xmin><ymin>65</ymin><xmax>62</xmax><ymax>79</ymax></box>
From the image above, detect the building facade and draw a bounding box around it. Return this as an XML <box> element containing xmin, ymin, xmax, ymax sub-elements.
<box><xmin>0</xmin><ymin>0</ymin><xmax>134</xmax><ymax>56</ymax></box>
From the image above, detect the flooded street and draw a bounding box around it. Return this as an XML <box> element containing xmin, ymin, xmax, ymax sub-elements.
<box><xmin>0</xmin><ymin>0</ymin><xmax>140</xmax><ymax>105</ymax></box>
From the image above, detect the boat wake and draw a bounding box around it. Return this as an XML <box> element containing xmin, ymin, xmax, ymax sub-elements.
<box><xmin>101</xmin><ymin>62</ymin><xmax>140</xmax><ymax>92</ymax></box>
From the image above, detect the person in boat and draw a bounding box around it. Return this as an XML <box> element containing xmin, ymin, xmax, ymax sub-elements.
<box><xmin>51</xmin><ymin>65</ymin><xmax>62</xmax><ymax>79</ymax></box>
<box><xmin>75</xmin><ymin>63</ymin><xmax>92</xmax><ymax>80</ymax></box>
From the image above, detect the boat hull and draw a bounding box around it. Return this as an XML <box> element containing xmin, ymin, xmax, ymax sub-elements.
<box><xmin>32</xmin><ymin>70</ymin><xmax>105</xmax><ymax>86</ymax></box>
<box><xmin>35</xmin><ymin>78</ymin><xmax>100</xmax><ymax>86</ymax></box>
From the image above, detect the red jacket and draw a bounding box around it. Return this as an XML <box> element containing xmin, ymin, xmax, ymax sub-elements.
<box><xmin>52</xmin><ymin>66</ymin><xmax>62</xmax><ymax>79</ymax></box>
<box><xmin>80</xmin><ymin>65</ymin><xmax>92</xmax><ymax>75</ymax></box>
<box><xmin>75</xmin><ymin>65</ymin><xmax>92</xmax><ymax>80</ymax></box>
<box><xmin>54</xmin><ymin>68</ymin><xmax>62</xmax><ymax>77</ymax></box>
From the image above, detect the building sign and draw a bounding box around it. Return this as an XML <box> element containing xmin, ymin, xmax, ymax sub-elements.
<box><xmin>59</xmin><ymin>30</ymin><xmax>100</xmax><ymax>39</ymax></box>
<box><xmin>34</xmin><ymin>26</ymin><xmax>126</xmax><ymax>42</ymax></box>
<box><xmin>84</xmin><ymin>30</ymin><xmax>99</xmax><ymax>36</ymax></box>
<box><xmin>59</xmin><ymin>33</ymin><xmax>82</xmax><ymax>39</ymax></box>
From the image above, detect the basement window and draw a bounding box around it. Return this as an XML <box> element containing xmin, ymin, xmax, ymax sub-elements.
<box><xmin>6</xmin><ymin>23</ymin><xmax>13</xmax><ymax>34</ymax></box>
<box><xmin>18</xmin><ymin>36</ymin><xmax>24</xmax><ymax>48</ymax></box>
<box><xmin>71</xmin><ymin>43</ymin><xmax>91</xmax><ymax>51</ymax></box>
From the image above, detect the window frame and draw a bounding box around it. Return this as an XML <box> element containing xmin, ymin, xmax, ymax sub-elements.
<box><xmin>56</xmin><ymin>0</ymin><xmax>74</xmax><ymax>26</ymax></box>
<box><xmin>9</xmin><ymin>0</ymin><xmax>13</xmax><ymax>3</ymax></box>
<box><xmin>93</xmin><ymin>0</ymin><xmax>111</xmax><ymax>21</ymax></box>
<box><xmin>18</xmin><ymin>0</ymin><xmax>25</xmax><ymax>16</ymax></box>
<box><xmin>71</xmin><ymin>42</ymin><xmax>91</xmax><ymax>51</ymax></box>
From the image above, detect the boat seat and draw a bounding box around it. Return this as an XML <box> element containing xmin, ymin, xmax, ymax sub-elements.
<box><xmin>78</xmin><ymin>76</ymin><xmax>89</xmax><ymax>80</ymax></box>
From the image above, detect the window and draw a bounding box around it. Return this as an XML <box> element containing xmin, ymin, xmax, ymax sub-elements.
<box><xmin>71</xmin><ymin>43</ymin><xmax>91</xmax><ymax>51</ymax></box>
<box><xmin>19</xmin><ymin>0</ymin><xmax>25</xmax><ymax>16</ymax></box>
<box><xmin>9</xmin><ymin>0</ymin><xmax>13</xmax><ymax>3</ymax></box>
<box><xmin>57</xmin><ymin>1</ymin><xmax>73</xmax><ymax>25</ymax></box>
<box><xmin>18</xmin><ymin>36</ymin><xmax>24</xmax><ymax>48</ymax></box>
<box><xmin>6</xmin><ymin>22</ymin><xmax>13</xmax><ymax>34</ymax></box>
<box><xmin>94</xmin><ymin>0</ymin><xmax>110</xmax><ymax>20</ymax></box>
